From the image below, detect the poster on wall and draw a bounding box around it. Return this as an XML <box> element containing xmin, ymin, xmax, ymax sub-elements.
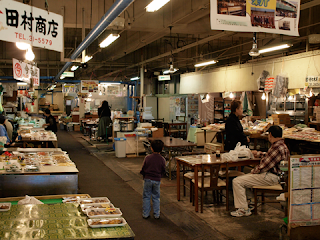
<box><xmin>13</xmin><ymin>58</ymin><xmax>39</xmax><ymax>84</ymax></box>
<box><xmin>81</xmin><ymin>80</ymin><xmax>99</xmax><ymax>93</ymax></box>
<box><xmin>107</xmin><ymin>85</ymin><xmax>120</xmax><ymax>95</ymax></box>
<box><xmin>210</xmin><ymin>0</ymin><xmax>300</xmax><ymax>36</ymax></box>
<box><xmin>289</xmin><ymin>156</ymin><xmax>320</xmax><ymax>227</ymax></box>
<box><xmin>0</xmin><ymin>0</ymin><xmax>63</xmax><ymax>52</ymax></box>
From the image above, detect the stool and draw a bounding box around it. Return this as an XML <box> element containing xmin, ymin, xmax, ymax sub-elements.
<box><xmin>252</xmin><ymin>184</ymin><xmax>284</xmax><ymax>215</ymax></box>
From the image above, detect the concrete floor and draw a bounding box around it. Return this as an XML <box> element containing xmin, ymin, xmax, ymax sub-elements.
<box><xmin>58</xmin><ymin>131</ymin><xmax>287</xmax><ymax>240</ymax></box>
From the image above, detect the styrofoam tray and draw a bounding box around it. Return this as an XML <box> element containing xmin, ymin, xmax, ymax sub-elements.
<box><xmin>81</xmin><ymin>203</ymin><xmax>114</xmax><ymax>213</ymax></box>
<box><xmin>86</xmin><ymin>208</ymin><xmax>122</xmax><ymax>218</ymax></box>
<box><xmin>0</xmin><ymin>203</ymin><xmax>11</xmax><ymax>211</ymax></box>
<box><xmin>87</xmin><ymin>218</ymin><xmax>127</xmax><ymax>228</ymax></box>
<box><xmin>79</xmin><ymin>197</ymin><xmax>110</xmax><ymax>205</ymax></box>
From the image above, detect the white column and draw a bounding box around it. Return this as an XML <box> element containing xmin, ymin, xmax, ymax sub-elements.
<box><xmin>140</xmin><ymin>67</ymin><xmax>144</xmax><ymax>109</ymax></box>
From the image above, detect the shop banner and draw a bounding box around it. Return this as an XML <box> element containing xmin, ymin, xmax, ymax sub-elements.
<box><xmin>305</xmin><ymin>76</ymin><xmax>320</xmax><ymax>88</ymax></box>
<box><xmin>13</xmin><ymin>58</ymin><xmax>39</xmax><ymax>85</ymax></box>
<box><xmin>62</xmin><ymin>84</ymin><xmax>77</xmax><ymax>93</ymax></box>
<box><xmin>0</xmin><ymin>0</ymin><xmax>63</xmax><ymax>52</ymax></box>
<box><xmin>81</xmin><ymin>80</ymin><xmax>99</xmax><ymax>93</ymax></box>
<box><xmin>210</xmin><ymin>0</ymin><xmax>300</xmax><ymax>36</ymax></box>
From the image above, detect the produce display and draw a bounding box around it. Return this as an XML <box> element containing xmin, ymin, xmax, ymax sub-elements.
<box><xmin>18</xmin><ymin>129</ymin><xmax>57</xmax><ymax>141</ymax></box>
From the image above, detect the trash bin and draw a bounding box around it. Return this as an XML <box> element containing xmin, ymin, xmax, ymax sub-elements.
<box><xmin>114</xmin><ymin>138</ymin><xmax>126</xmax><ymax>158</ymax></box>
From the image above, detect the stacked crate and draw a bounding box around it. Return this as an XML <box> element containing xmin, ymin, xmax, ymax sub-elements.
<box><xmin>271</xmin><ymin>114</ymin><xmax>291</xmax><ymax>126</ymax></box>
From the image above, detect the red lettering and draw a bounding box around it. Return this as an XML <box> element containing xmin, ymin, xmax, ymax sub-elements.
<box><xmin>15</xmin><ymin>32</ymin><xmax>18</xmax><ymax>38</ymax></box>
<box><xmin>23</xmin><ymin>34</ymin><xmax>26</xmax><ymax>40</ymax></box>
<box><xmin>19</xmin><ymin>33</ymin><xmax>23</xmax><ymax>39</ymax></box>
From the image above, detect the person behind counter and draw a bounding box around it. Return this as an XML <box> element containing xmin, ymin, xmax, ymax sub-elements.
<box><xmin>42</xmin><ymin>109</ymin><xmax>57</xmax><ymax>133</ymax></box>
<box><xmin>225</xmin><ymin>100</ymin><xmax>250</xmax><ymax>151</ymax></box>
<box><xmin>97</xmin><ymin>100</ymin><xmax>112</xmax><ymax>141</ymax></box>
<box><xmin>0</xmin><ymin>115</ymin><xmax>10</xmax><ymax>145</ymax></box>
<box><xmin>230</xmin><ymin>125</ymin><xmax>289</xmax><ymax>217</ymax></box>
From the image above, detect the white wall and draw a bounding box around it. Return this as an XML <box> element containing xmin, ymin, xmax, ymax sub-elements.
<box><xmin>180</xmin><ymin>50</ymin><xmax>320</xmax><ymax>94</ymax></box>
<box><xmin>158</xmin><ymin>97</ymin><xmax>170</xmax><ymax>121</ymax></box>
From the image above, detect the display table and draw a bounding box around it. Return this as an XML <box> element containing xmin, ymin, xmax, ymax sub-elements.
<box><xmin>0</xmin><ymin>195</ymin><xmax>135</xmax><ymax>240</ymax></box>
<box><xmin>0</xmin><ymin>148</ymin><xmax>78</xmax><ymax>197</ymax></box>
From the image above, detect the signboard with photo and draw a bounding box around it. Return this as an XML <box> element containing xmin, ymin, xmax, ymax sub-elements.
<box><xmin>107</xmin><ymin>85</ymin><xmax>120</xmax><ymax>95</ymax></box>
<box><xmin>211</xmin><ymin>0</ymin><xmax>300</xmax><ymax>36</ymax></box>
<box><xmin>81</xmin><ymin>80</ymin><xmax>99</xmax><ymax>93</ymax></box>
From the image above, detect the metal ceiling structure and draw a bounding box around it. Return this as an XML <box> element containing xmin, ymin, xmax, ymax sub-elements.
<box><xmin>0</xmin><ymin>0</ymin><xmax>320</xmax><ymax>84</ymax></box>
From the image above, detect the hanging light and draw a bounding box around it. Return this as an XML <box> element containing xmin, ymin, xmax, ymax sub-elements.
<box><xmin>194</xmin><ymin>60</ymin><xmax>217</xmax><ymax>68</ymax></box>
<box><xmin>99</xmin><ymin>34</ymin><xmax>120</xmax><ymax>48</ymax></box>
<box><xmin>88</xmin><ymin>93</ymin><xmax>92</xmax><ymax>97</ymax></box>
<box><xmin>83</xmin><ymin>55</ymin><xmax>93</xmax><ymax>63</ymax></box>
<box><xmin>261</xmin><ymin>92</ymin><xmax>266</xmax><ymax>100</ymax></box>
<box><xmin>259</xmin><ymin>43</ymin><xmax>292</xmax><ymax>54</ymax></box>
<box><xmin>99</xmin><ymin>91</ymin><xmax>102</xmax><ymax>96</ymax></box>
<box><xmin>229</xmin><ymin>92</ymin><xmax>235</xmax><ymax>98</ymax></box>
<box><xmin>16</xmin><ymin>42</ymin><xmax>31</xmax><ymax>50</ymax></box>
<box><xmin>249</xmin><ymin>32</ymin><xmax>260</xmax><ymax>57</ymax></box>
<box><xmin>288</xmin><ymin>95</ymin><xmax>293</xmax><ymax>101</ymax></box>
<box><xmin>146</xmin><ymin>0</ymin><xmax>170</xmax><ymax>12</ymax></box>
<box><xmin>130</xmin><ymin>77</ymin><xmax>140</xmax><ymax>81</ymax></box>
<box><xmin>25</xmin><ymin>48</ymin><xmax>35</xmax><ymax>61</ymax></box>
<box><xmin>71</xmin><ymin>66</ymin><xmax>79</xmax><ymax>71</ymax></box>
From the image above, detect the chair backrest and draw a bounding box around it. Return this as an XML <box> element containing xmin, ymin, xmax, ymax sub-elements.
<box><xmin>201</xmin><ymin>164</ymin><xmax>221</xmax><ymax>189</ymax></box>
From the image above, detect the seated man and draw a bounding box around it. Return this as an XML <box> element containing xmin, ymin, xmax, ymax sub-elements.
<box><xmin>230</xmin><ymin>125</ymin><xmax>289</xmax><ymax>217</ymax></box>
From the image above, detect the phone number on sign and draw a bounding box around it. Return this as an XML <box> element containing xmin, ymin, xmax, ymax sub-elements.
<box><xmin>15</xmin><ymin>33</ymin><xmax>53</xmax><ymax>46</ymax></box>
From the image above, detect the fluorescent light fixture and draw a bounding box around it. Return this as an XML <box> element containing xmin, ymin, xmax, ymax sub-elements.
<box><xmin>163</xmin><ymin>68</ymin><xmax>178</xmax><ymax>74</ymax></box>
<box><xmin>259</xmin><ymin>43</ymin><xmax>292</xmax><ymax>54</ymax></box>
<box><xmin>146</xmin><ymin>0</ymin><xmax>170</xmax><ymax>12</ymax></box>
<box><xmin>60</xmin><ymin>75</ymin><xmax>65</xmax><ymax>79</ymax></box>
<box><xmin>16</xmin><ymin>42</ymin><xmax>31</xmax><ymax>50</ymax></box>
<box><xmin>71</xmin><ymin>66</ymin><xmax>79</xmax><ymax>71</ymax></box>
<box><xmin>99</xmin><ymin>34</ymin><xmax>120</xmax><ymax>48</ymax></box>
<box><xmin>84</xmin><ymin>55</ymin><xmax>93</xmax><ymax>63</ymax></box>
<box><xmin>130</xmin><ymin>77</ymin><xmax>140</xmax><ymax>81</ymax></box>
<box><xmin>25</xmin><ymin>48</ymin><xmax>35</xmax><ymax>61</ymax></box>
<box><xmin>194</xmin><ymin>60</ymin><xmax>217</xmax><ymax>68</ymax></box>
<box><xmin>261</xmin><ymin>92</ymin><xmax>266</xmax><ymax>100</ymax></box>
<box><xmin>17</xmin><ymin>82</ymin><xmax>28</xmax><ymax>86</ymax></box>
<box><xmin>100</xmin><ymin>82</ymin><xmax>121</xmax><ymax>85</ymax></box>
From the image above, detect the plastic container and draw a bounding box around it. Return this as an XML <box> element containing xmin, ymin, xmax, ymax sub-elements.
<box><xmin>114</xmin><ymin>138</ymin><xmax>126</xmax><ymax>158</ymax></box>
<box><xmin>87</xmin><ymin>218</ymin><xmax>127</xmax><ymax>228</ymax></box>
<box><xmin>86</xmin><ymin>208</ymin><xmax>123</xmax><ymax>219</ymax></box>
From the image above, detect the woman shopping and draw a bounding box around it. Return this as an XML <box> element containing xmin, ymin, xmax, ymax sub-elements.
<box><xmin>97</xmin><ymin>100</ymin><xmax>112</xmax><ymax>141</ymax></box>
<box><xmin>225</xmin><ymin>100</ymin><xmax>250</xmax><ymax>151</ymax></box>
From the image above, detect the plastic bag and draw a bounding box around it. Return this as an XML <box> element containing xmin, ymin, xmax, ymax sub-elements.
<box><xmin>221</xmin><ymin>142</ymin><xmax>253</xmax><ymax>161</ymax></box>
<box><xmin>18</xmin><ymin>195</ymin><xmax>43</xmax><ymax>205</ymax></box>
<box><xmin>257</xmin><ymin>70</ymin><xmax>270</xmax><ymax>91</ymax></box>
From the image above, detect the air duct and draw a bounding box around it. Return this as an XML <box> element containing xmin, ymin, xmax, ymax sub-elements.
<box><xmin>55</xmin><ymin>0</ymin><xmax>134</xmax><ymax>80</ymax></box>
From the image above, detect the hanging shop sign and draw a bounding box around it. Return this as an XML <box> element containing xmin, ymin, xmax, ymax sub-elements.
<box><xmin>210</xmin><ymin>0</ymin><xmax>300</xmax><ymax>36</ymax></box>
<box><xmin>305</xmin><ymin>76</ymin><xmax>320</xmax><ymax>88</ymax></box>
<box><xmin>62</xmin><ymin>84</ymin><xmax>77</xmax><ymax>93</ymax></box>
<box><xmin>107</xmin><ymin>85</ymin><xmax>120</xmax><ymax>95</ymax></box>
<box><xmin>0</xmin><ymin>0</ymin><xmax>63</xmax><ymax>52</ymax></box>
<box><xmin>13</xmin><ymin>58</ymin><xmax>39</xmax><ymax>85</ymax></box>
<box><xmin>158</xmin><ymin>75</ymin><xmax>171</xmax><ymax>81</ymax></box>
<box><xmin>81</xmin><ymin>80</ymin><xmax>99</xmax><ymax>93</ymax></box>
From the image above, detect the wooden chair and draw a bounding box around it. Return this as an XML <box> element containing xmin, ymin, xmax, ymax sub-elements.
<box><xmin>252</xmin><ymin>184</ymin><xmax>284</xmax><ymax>215</ymax></box>
<box><xmin>183</xmin><ymin>171</ymin><xmax>210</xmax><ymax>202</ymax></box>
<box><xmin>192</xmin><ymin>164</ymin><xmax>226</xmax><ymax>213</ymax></box>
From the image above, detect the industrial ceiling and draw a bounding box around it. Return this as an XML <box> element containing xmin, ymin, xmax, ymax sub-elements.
<box><xmin>0</xmin><ymin>0</ymin><xmax>320</xmax><ymax>84</ymax></box>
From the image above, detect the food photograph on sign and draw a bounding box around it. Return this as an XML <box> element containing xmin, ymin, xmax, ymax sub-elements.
<box><xmin>211</xmin><ymin>0</ymin><xmax>300</xmax><ymax>36</ymax></box>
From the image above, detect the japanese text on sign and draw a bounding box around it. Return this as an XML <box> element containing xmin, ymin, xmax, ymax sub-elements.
<box><xmin>306</xmin><ymin>76</ymin><xmax>320</xmax><ymax>88</ymax></box>
<box><xmin>0</xmin><ymin>0</ymin><xmax>63</xmax><ymax>52</ymax></box>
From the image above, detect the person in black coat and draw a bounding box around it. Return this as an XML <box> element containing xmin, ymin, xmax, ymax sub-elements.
<box><xmin>225</xmin><ymin>100</ymin><xmax>249</xmax><ymax>151</ymax></box>
<box><xmin>42</xmin><ymin>109</ymin><xmax>57</xmax><ymax>133</ymax></box>
<box><xmin>97</xmin><ymin>101</ymin><xmax>112</xmax><ymax>140</ymax></box>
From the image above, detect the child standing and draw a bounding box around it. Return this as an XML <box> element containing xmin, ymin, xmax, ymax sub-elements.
<box><xmin>140</xmin><ymin>140</ymin><xmax>166</xmax><ymax>219</ymax></box>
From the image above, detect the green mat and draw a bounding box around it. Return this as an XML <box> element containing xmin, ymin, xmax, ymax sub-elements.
<box><xmin>9</xmin><ymin>198</ymin><xmax>63</xmax><ymax>205</ymax></box>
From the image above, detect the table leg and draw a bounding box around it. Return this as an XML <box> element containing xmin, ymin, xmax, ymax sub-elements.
<box><xmin>183</xmin><ymin>165</ymin><xmax>186</xmax><ymax>197</ymax></box>
<box><xmin>194</xmin><ymin>165</ymin><xmax>198</xmax><ymax>212</ymax></box>
<box><xmin>23</xmin><ymin>142</ymin><xmax>26</xmax><ymax>148</ymax></box>
<box><xmin>169</xmin><ymin>151</ymin><xmax>172</xmax><ymax>180</ymax></box>
<box><xmin>226</xmin><ymin>162</ymin><xmax>229</xmax><ymax>211</ymax></box>
<box><xmin>46</xmin><ymin>142</ymin><xmax>49</xmax><ymax>148</ymax></box>
<box><xmin>177</xmin><ymin>160</ymin><xmax>180</xmax><ymax>201</ymax></box>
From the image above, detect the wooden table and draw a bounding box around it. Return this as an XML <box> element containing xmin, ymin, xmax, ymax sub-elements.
<box><xmin>164</xmin><ymin>122</ymin><xmax>187</xmax><ymax>139</ymax></box>
<box><xmin>148</xmin><ymin>137</ymin><xmax>196</xmax><ymax>180</ymax></box>
<box><xmin>176</xmin><ymin>154</ymin><xmax>260</xmax><ymax>212</ymax></box>
<box><xmin>201</xmin><ymin>127</ymin><xmax>225</xmax><ymax>150</ymax></box>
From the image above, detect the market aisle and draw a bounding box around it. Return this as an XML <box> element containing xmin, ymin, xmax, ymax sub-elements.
<box><xmin>56</xmin><ymin>131</ymin><xmax>199</xmax><ymax>240</ymax></box>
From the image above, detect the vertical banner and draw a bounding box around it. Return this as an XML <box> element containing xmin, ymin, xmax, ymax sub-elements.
<box><xmin>13</xmin><ymin>58</ymin><xmax>39</xmax><ymax>84</ymax></box>
<box><xmin>211</xmin><ymin>0</ymin><xmax>300</xmax><ymax>36</ymax></box>
<box><xmin>0</xmin><ymin>0</ymin><xmax>63</xmax><ymax>52</ymax></box>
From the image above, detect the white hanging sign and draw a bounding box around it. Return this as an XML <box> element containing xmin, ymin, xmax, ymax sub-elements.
<box><xmin>13</xmin><ymin>58</ymin><xmax>40</xmax><ymax>85</ymax></box>
<box><xmin>210</xmin><ymin>0</ymin><xmax>300</xmax><ymax>36</ymax></box>
<box><xmin>0</xmin><ymin>0</ymin><xmax>63</xmax><ymax>52</ymax></box>
<box><xmin>305</xmin><ymin>76</ymin><xmax>320</xmax><ymax>88</ymax></box>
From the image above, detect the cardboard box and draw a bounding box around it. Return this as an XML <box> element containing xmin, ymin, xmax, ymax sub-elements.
<box><xmin>271</xmin><ymin>114</ymin><xmax>290</xmax><ymax>119</ymax></box>
<box><xmin>273</xmin><ymin>118</ymin><xmax>291</xmax><ymax>126</ymax></box>
<box><xmin>204</xmin><ymin>143</ymin><xmax>223</xmax><ymax>154</ymax></box>
<box><xmin>74</xmin><ymin>125</ymin><xmax>80</xmax><ymax>132</ymax></box>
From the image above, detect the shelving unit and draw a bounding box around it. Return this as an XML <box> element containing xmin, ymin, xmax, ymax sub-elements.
<box><xmin>267</xmin><ymin>94</ymin><xmax>307</xmax><ymax>125</ymax></box>
<box><xmin>213</xmin><ymin>97</ymin><xmax>237</xmax><ymax>123</ymax></box>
